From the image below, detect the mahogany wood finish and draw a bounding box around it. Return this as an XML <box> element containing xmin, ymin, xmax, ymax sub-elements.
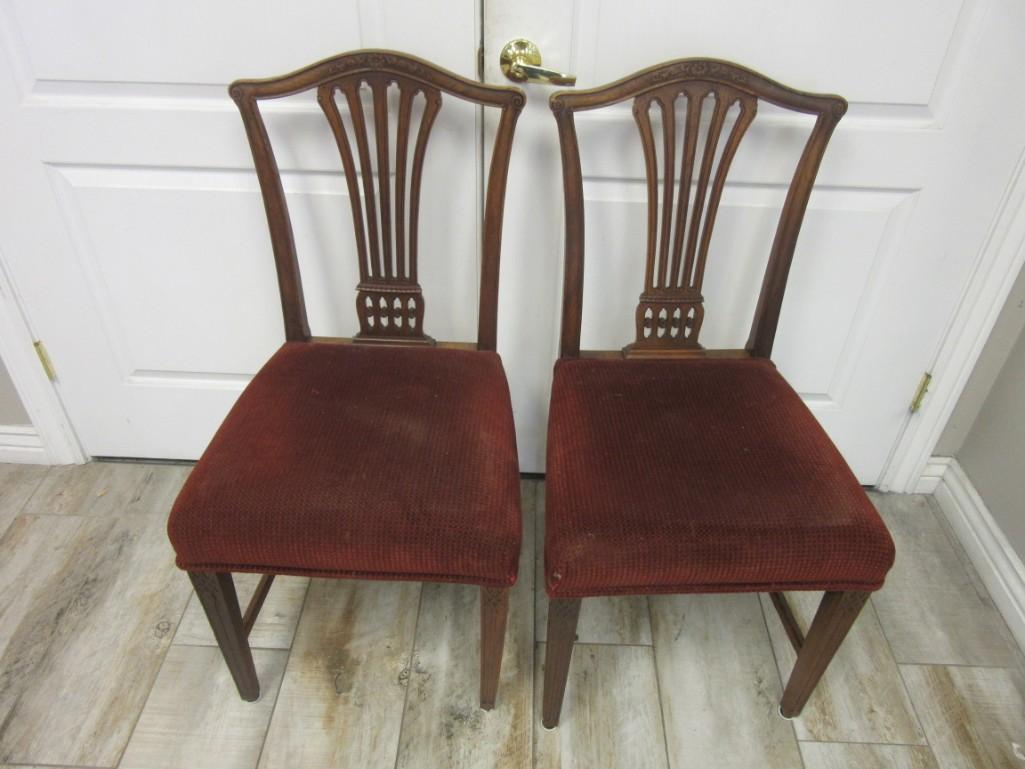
<box><xmin>541</xmin><ymin>597</ymin><xmax>581</xmax><ymax>729</ymax></box>
<box><xmin>188</xmin><ymin>571</ymin><xmax>260</xmax><ymax>701</ymax></box>
<box><xmin>770</xmin><ymin>591</ymin><xmax>806</xmax><ymax>653</ymax></box>
<box><xmin>479</xmin><ymin>587</ymin><xmax>510</xmax><ymax>710</ymax></box>
<box><xmin>230</xmin><ymin>50</ymin><xmax>524</xmax><ymax>350</ymax></box>
<box><xmin>543</xmin><ymin>60</ymin><xmax>872</xmax><ymax>727</ymax></box>
<box><xmin>549</xmin><ymin>58</ymin><xmax>846</xmax><ymax>359</ymax></box>
<box><xmin>241</xmin><ymin>574</ymin><xmax>275</xmax><ymax>637</ymax></box>
<box><xmin>188</xmin><ymin>51</ymin><xmax>525</xmax><ymax>707</ymax></box>
<box><xmin>780</xmin><ymin>591</ymin><xmax>870</xmax><ymax>717</ymax></box>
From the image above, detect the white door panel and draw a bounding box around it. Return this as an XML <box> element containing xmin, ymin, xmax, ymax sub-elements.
<box><xmin>3</xmin><ymin>0</ymin><xmax>1025</xmax><ymax>481</ymax></box>
<box><xmin>485</xmin><ymin>0</ymin><xmax>1025</xmax><ymax>480</ymax></box>
<box><xmin>6</xmin><ymin>1</ymin><xmax>468</xmax><ymax>89</ymax></box>
<box><xmin>0</xmin><ymin>1</ymin><xmax>483</xmax><ymax>459</ymax></box>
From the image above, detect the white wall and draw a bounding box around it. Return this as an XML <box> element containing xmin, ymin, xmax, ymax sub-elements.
<box><xmin>936</xmin><ymin>262</ymin><xmax>1025</xmax><ymax>455</ymax></box>
<box><xmin>956</xmin><ymin>323</ymin><xmax>1025</xmax><ymax>559</ymax></box>
<box><xmin>0</xmin><ymin>357</ymin><xmax>29</xmax><ymax>425</ymax></box>
<box><xmin>937</xmin><ymin>261</ymin><xmax>1025</xmax><ymax>560</ymax></box>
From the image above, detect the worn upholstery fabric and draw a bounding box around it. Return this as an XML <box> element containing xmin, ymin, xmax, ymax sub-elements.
<box><xmin>545</xmin><ymin>357</ymin><xmax>894</xmax><ymax>598</ymax></box>
<box><xmin>168</xmin><ymin>342</ymin><xmax>521</xmax><ymax>587</ymax></box>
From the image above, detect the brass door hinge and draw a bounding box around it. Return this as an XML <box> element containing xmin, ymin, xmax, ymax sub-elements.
<box><xmin>909</xmin><ymin>371</ymin><xmax>932</xmax><ymax>413</ymax></box>
<box><xmin>33</xmin><ymin>340</ymin><xmax>56</xmax><ymax>381</ymax></box>
<box><xmin>477</xmin><ymin>44</ymin><xmax>484</xmax><ymax>81</ymax></box>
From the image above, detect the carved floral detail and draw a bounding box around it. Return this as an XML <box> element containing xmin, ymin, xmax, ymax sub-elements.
<box><xmin>649</xmin><ymin>61</ymin><xmax>749</xmax><ymax>86</ymax></box>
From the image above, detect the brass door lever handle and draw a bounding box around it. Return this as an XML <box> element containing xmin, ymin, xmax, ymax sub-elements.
<box><xmin>499</xmin><ymin>39</ymin><xmax>577</xmax><ymax>86</ymax></box>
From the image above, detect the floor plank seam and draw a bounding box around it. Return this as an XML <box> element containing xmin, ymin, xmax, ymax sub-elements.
<box><xmin>796</xmin><ymin>737</ymin><xmax>943</xmax><ymax>749</ymax></box>
<box><xmin>892</xmin><ymin>662</ymin><xmax>940</xmax><ymax>765</ymax></box>
<box><xmin>646</xmin><ymin>597</ymin><xmax>677</xmax><ymax>769</ymax></box>
<box><xmin>112</xmin><ymin>565</ymin><xmax>197</xmax><ymax>769</ymax></box>
<box><xmin>926</xmin><ymin>494</ymin><xmax>1025</xmax><ymax>672</ymax></box>
<box><xmin>864</xmin><ymin>596</ymin><xmax>937</xmax><ymax>761</ymax></box>
<box><xmin>390</xmin><ymin>582</ymin><xmax>426</xmax><ymax>769</ymax></box>
<box><xmin>12</xmin><ymin>466</ymin><xmax>53</xmax><ymax>517</ymax></box>
<box><xmin>251</xmin><ymin>576</ymin><xmax>314</xmax><ymax>769</ymax></box>
<box><xmin>5</xmin><ymin>762</ymin><xmax>115</xmax><ymax>769</ymax></box>
<box><xmin>755</xmin><ymin>590</ymin><xmax>811</xmax><ymax>768</ymax></box>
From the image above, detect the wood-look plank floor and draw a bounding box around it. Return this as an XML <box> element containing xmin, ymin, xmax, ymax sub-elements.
<box><xmin>0</xmin><ymin>464</ymin><xmax>1021</xmax><ymax>769</ymax></box>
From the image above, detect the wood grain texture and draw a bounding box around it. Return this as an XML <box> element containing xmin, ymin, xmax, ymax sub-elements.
<box><xmin>0</xmin><ymin>463</ymin><xmax>48</xmax><ymax>538</ymax></box>
<box><xmin>395</xmin><ymin>481</ymin><xmax>535</xmax><ymax>768</ymax></box>
<box><xmin>479</xmin><ymin>586</ymin><xmax>511</xmax><ymax>710</ymax></box>
<box><xmin>188</xmin><ymin>572</ymin><xmax>260</xmax><ymax>701</ymax></box>
<box><xmin>231</xmin><ymin>50</ymin><xmax>523</xmax><ymax>349</ymax></box>
<box><xmin>257</xmin><ymin>579</ymin><xmax>421</xmax><ymax>769</ymax></box>
<box><xmin>0</xmin><ymin>513</ymin><xmax>192</xmax><ymax>766</ymax></box>
<box><xmin>175</xmin><ymin>574</ymin><xmax>309</xmax><ymax>650</ymax></box>
<box><xmin>535</xmin><ymin>483</ymin><xmax>651</xmax><ymax>645</ymax></box>
<box><xmin>1</xmin><ymin>470</ymin><xmax>1020</xmax><ymax>769</ymax></box>
<box><xmin>761</xmin><ymin>592</ymin><xmax>925</xmax><ymax>744</ymax></box>
<box><xmin>649</xmin><ymin>593</ymin><xmax>802</xmax><ymax>769</ymax></box>
<box><xmin>549</xmin><ymin>58</ymin><xmax>845</xmax><ymax>359</ymax></box>
<box><xmin>869</xmin><ymin>492</ymin><xmax>1019</xmax><ymax>667</ymax></box>
<box><xmin>540</xmin><ymin>598</ymin><xmax>581</xmax><ymax>729</ymax></box>
<box><xmin>21</xmin><ymin>462</ymin><xmax>190</xmax><ymax>517</ymax></box>
<box><xmin>534</xmin><ymin>644</ymin><xmax>668</xmax><ymax>769</ymax></box>
<box><xmin>780</xmin><ymin>591</ymin><xmax>870</xmax><ymax>718</ymax></box>
<box><xmin>899</xmin><ymin>664</ymin><xmax>1025</xmax><ymax>769</ymax></box>
<box><xmin>799</xmin><ymin>742</ymin><xmax>940</xmax><ymax>769</ymax></box>
<box><xmin>119</xmin><ymin>645</ymin><xmax>287</xmax><ymax>769</ymax></box>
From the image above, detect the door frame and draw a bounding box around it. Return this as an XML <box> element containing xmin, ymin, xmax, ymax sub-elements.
<box><xmin>0</xmin><ymin>245</ymin><xmax>87</xmax><ymax>464</ymax></box>
<box><xmin>3</xmin><ymin>9</ymin><xmax>1024</xmax><ymax>477</ymax></box>
<box><xmin>6</xmin><ymin>144</ymin><xmax>1025</xmax><ymax>478</ymax></box>
<box><xmin>881</xmin><ymin>145</ymin><xmax>1025</xmax><ymax>493</ymax></box>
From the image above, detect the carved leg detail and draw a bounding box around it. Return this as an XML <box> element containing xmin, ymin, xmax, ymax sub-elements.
<box><xmin>188</xmin><ymin>571</ymin><xmax>260</xmax><ymax>701</ymax></box>
<box><xmin>541</xmin><ymin>597</ymin><xmax>582</xmax><ymax>729</ymax></box>
<box><xmin>479</xmin><ymin>586</ymin><xmax>510</xmax><ymax>710</ymax></box>
<box><xmin>780</xmin><ymin>590</ymin><xmax>869</xmax><ymax>718</ymax></box>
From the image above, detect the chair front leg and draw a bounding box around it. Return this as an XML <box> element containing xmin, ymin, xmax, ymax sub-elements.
<box><xmin>541</xmin><ymin>597</ymin><xmax>582</xmax><ymax>728</ymax></box>
<box><xmin>780</xmin><ymin>590</ymin><xmax>869</xmax><ymax>718</ymax></box>
<box><xmin>480</xmin><ymin>586</ymin><xmax>510</xmax><ymax>710</ymax></box>
<box><xmin>189</xmin><ymin>571</ymin><xmax>260</xmax><ymax>701</ymax></box>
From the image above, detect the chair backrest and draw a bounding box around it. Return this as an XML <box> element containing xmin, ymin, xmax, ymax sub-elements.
<box><xmin>549</xmin><ymin>59</ymin><xmax>846</xmax><ymax>359</ymax></box>
<box><xmin>231</xmin><ymin>51</ymin><xmax>524</xmax><ymax>351</ymax></box>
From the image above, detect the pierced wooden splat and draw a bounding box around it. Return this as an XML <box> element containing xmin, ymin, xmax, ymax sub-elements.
<box><xmin>230</xmin><ymin>51</ymin><xmax>524</xmax><ymax>350</ymax></box>
<box><xmin>317</xmin><ymin>75</ymin><xmax>442</xmax><ymax>345</ymax></box>
<box><xmin>549</xmin><ymin>58</ymin><xmax>846</xmax><ymax>360</ymax></box>
<box><xmin>627</xmin><ymin>83</ymin><xmax>756</xmax><ymax>354</ymax></box>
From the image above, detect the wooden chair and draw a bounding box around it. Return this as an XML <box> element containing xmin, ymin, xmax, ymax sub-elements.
<box><xmin>166</xmin><ymin>51</ymin><xmax>525</xmax><ymax>709</ymax></box>
<box><xmin>541</xmin><ymin>59</ymin><xmax>895</xmax><ymax>727</ymax></box>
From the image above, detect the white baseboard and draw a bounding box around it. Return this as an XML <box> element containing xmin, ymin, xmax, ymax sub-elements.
<box><xmin>931</xmin><ymin>458</ymin><xmax>1025</xmax><ymax>654</ymax></box>
<box><xmin>0</xmin><ymin>424</ymin><xmax>47</xmax><ymax>463</ymax></box>
<box><xmin>914</xmin><ymin>456</ymin><xmax>953</xmax><ymax>494</ymax></box>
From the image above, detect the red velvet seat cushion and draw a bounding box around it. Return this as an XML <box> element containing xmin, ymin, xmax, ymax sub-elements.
<box><xmin>168</xmin><ymin>342</ymin><xmax>521</xmax><ymax>587</ymax></box>
<box><xmin>545</xmin><ymin>357</ymin><xmax>894</xmax><ymax>598</ymax></box>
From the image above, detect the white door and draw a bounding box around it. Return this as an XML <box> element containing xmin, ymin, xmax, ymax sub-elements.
<box><xmin>4</xmin><ymin>1</ymin><xmax>1025</xmax><ymax>482</ymax></box>
<box><xmin>0</xmin><ymin>0</ymin><xmax>484</xmax><ymax>459</ymax></box>
<box><xmin>486</xmin><ymin>0</ymin><xmax>1025</xmax><ymax>481</ymax></box>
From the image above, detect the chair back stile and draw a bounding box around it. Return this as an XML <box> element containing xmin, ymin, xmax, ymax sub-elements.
<box><xmin>230</xmin><ymin>51</ymin><xmax>524</xmax><ymax>351</ymax></box>
<box><xmin>549</xmin><ymin>59</ymin><xmax>846</xmax><ymax>360</ymax></box>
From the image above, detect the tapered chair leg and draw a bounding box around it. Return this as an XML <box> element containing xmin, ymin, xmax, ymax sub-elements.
<box><xmin>541</xmin><ymin>597</ymin><xmax>582</xmax><ymax>729</ymax></box>
<box><xmin>479</xmin><ymin>587</ymin><xmax>510</xmax><ymax>710</ymax></box>
<box><xmin>780</xmin><ymin>590</ymin><xmax>869</xmax><ymax>718</ymax></box>
<box><xmin>189</xmin><ymin>571</ymin><xmax>260</xmax><ymax>701</ymax></box>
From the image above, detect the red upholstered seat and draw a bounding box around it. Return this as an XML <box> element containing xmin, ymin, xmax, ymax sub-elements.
<box><xmin>168</xmin><ymin>342</ymin><xmax>521</xmax><ymax>587</ymax></box>
<box><xmin>545</xmin><ymin>356</ymin><xmax>894</xmax><ymax>598</ymax></box>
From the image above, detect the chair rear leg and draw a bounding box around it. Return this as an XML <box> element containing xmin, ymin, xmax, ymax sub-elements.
<box><xmin>479</xmin><ymin>586</ymin><xmax>510</xmax><ymax>710</ymax></box>
<box><xmin>541</xmin><ymin>597</ymin><xmax>582</xmax><ymax>729</ymax></box>
<box><xmin>189</xmin><ymin>571</ymin><xmax>260</xmax><ymax>701</ymax></box>
<box><xmin>780</xmin><ymin>590</ymin><xmax>869</xmax><ymax>718</ymax></box>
